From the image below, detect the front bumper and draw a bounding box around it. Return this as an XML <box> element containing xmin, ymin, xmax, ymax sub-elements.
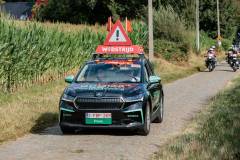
<box><xmin>60</xmin><ymin>122</ymin><xmax>144</xmax><ymax>130</ymax></box>
<box><xmin>59</xmin><ymin>101</ymin><xmax>144</xmax><ymax>130</ymax></box>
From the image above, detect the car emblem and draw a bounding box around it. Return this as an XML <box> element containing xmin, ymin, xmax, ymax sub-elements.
<box><xmin>95</xmin><ymin>92</ymin><xmax>104</xmax><ymax>97</ymax></box>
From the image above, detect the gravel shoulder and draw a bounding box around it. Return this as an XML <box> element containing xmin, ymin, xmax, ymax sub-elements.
<box><xmin>0</xmin><ymin>62</ymin><xmax>239</xmax><ymax>160</ymax></box>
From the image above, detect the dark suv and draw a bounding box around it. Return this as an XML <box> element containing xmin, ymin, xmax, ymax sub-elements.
<box><xmin>59</xmin><ymin>54</ymin><xmax>164</xmax><ymax>135</ymax></box>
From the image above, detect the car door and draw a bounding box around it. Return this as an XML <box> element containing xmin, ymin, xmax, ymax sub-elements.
<box><xmin>145</xmin><ymin>61</ymin><xmax>161</xmax><ymax>113</ymax></box>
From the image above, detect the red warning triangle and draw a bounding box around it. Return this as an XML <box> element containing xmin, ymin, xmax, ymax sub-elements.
<box><xmin>104</xmin><ymin>20</ymin><xmax>132</xmax><ymax>46</ymax></box>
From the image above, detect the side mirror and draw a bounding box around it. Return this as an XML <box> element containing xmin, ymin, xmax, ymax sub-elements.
<box><xmin>65</xmin><ymin>75</ymin><xmax>74</xmax><ymax>83</ymax></box>
<box><xmin>149</xmin><ymin>76</ymin><xmax>161</xmax><ymax>83</ymax></box>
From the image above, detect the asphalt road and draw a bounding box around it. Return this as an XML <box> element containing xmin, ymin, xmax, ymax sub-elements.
<box><xmin>0</xmin><ymin>62</ymin><xmax>239</xmax><ymax>160</ymax></box>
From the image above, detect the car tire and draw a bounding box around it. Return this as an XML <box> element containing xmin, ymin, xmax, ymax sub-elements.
<box><xmin>139</xmin><ymin>101</ymin><xmax>151</xmax><ymax>136</ymax></box>
<box><xmin>208</xmin><ymin>64</ymin><xmax>213</xmax><ymax>72</ymax></box>
<box><xmin>232</xmin><ymin>64</ymin><xmax>237</xmax><ymax>72</ymax></box>
<box><xmin>153</xmin><ymin>95</ymin><xmax>164</xmax><ymax>123</ymax></box>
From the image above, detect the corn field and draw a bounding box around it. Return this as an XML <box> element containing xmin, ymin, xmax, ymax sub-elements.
<box><xmin>0</xmin><ymin>18</ymin><xmax>147</xmax><ymax>92</ymax></box>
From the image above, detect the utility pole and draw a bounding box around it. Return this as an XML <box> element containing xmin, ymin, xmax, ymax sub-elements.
<box><xmin>196</xmin><ymin>0</ymin><xmax>200</xmax><ymax>53</ymax></box>
<box><xmin>148</xmin><ymin>0</ymin><xmax>154</xmax><ymax>62</ymax></box>
<box><xmin>217</xmin><ymin>0</ymin><xmax>221</xmax><ymax>46</ymax></box>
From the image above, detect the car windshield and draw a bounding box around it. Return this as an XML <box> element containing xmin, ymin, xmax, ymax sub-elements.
<box><xmin>76</xmin><ymin>61</ymin><xmax>141</xmax><ymax>83</ymax></box>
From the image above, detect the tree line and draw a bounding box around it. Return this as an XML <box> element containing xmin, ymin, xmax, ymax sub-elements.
<box><xmin>2</xmin><ymin>0</ymin><xmax>240</xmax><ymax>41</ymax></box>
<box><xmin>33</xmin><ymin>0</ymin><xmax>239</xmax><ymax>39</ymax></box>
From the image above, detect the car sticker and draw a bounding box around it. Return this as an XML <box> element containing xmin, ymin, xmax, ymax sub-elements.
<box><xmin>131</xmin><ymin>64</ymin><xmax>141</xmax><ymax>68</ymax></box>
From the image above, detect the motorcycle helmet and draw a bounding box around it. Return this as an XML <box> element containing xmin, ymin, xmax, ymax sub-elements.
<box><xmin>211</xmin><ymin>46</ymin><xmax>216</xmax><ymax>49</ymax></box>
<box><xmin>209</xmin><ymin>48</ymin><xmax>214</xmax><ymax>51</ymax></box>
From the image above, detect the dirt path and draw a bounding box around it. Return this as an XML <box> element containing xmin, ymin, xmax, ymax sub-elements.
<box><xmin>0</xmin><ymin>62</ymin><xmax>239</xmax><ymax>160</ymax></box>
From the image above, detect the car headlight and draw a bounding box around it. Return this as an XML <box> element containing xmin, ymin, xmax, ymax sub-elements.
<box><xmin>62</xmin><ymin>93</ymin><xmax>75</xmax><ymax>102</ymax></box>
<box><xmin>61</xmin><ymin>93</ymin><xmax>76</xmax><ymax>110</ymax></box>
<box><xmin>124</xmin><ymin>93</ymin><xmax>144</xmax><ymax>102</ymax></box>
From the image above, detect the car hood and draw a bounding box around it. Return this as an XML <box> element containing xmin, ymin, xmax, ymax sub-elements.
<box><xmin>65</xmin><ymin>82</ymin><xmax>144</xmax><ymax>98</ymax></box>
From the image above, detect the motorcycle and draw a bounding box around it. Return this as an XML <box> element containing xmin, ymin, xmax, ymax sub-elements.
<box><xmin>229</xmin><ymin>54</ymin><xmax>239</xmax><ymax>72</ymax></box>
<box><xmin>226</xmin><ymin>52</ymin><xmax>232</xmax><ymax>64</ymax></box>
<box><xmin>205</xmin><ymin>53</ymin><xmax>216</xmax><ymax>72</ymax></box>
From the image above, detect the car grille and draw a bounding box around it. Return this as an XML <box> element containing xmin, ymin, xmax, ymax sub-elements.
<box><xmin>74</xmin><ymin>97</ymin><xmax>124</xmax><ymax>110</ymax></box>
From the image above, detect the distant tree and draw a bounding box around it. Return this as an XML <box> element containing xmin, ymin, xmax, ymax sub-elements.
<box><xmin>36</xmin><ymin>0</ymin><xmax>112</xmax><ymax>24</ymax></box>
<box><xmin>157</xmin><ymin>0</ymin><xmax>195</xmax><ymax>28</ymax></box>
<box><xmin>35</xmin><ymin>0</ymin><xmax>240</xmax><ymax>40</ymax></box>
<box><xmin>36</xmin><ymin>0</ymin><xmax>149</xmax><ymax>24</ymax></box>
<box><xmin>199</xmin><ymin>0</ymin><xmax>238</xmax><ymax>39</ymax></box>
<box><xmin>107</xmin><ymin>0</ymin><xmax>147</xmax><ymax>21</ymax></box>
<box><xmin>4</xmin><ymin>0</ymin><xmax>34</xmax><ymax>2</ymax></box>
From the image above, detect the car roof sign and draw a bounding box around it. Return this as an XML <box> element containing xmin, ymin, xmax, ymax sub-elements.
<box><xmin>95</xmin><ymin>19</ymin><xmax>144</xmax><ymax>55</ymax></box>
<box><xmin>104</xmin><ymin>20</ymin><xmax>132</xmax><ymax>46</ymax></box>
<box><xmin>96</xmin><ymin>45</ymin><xmax>144</xmax><ymax>54</ymax></box>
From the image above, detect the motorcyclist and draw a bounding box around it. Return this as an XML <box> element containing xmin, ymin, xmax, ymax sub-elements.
<box><xmin>205</xmin><ymin>48</ymin><xmax>217</xmax><ymax>71</ymax></box>
<box><xmin>232</xmin><ymin>49</ymin><xmax>240</xmax><ymax>61</ymax></box>
<box><xmin>212</xmin><ymin>45</ymin><xmax>218</xmax><ymax>56</ymax></box>
<box><xmin>212</xmin><ymin>46</ymin><xmax>216</xmax><ymax>49</ymax></box>
<box><xmin>233</xmin><ymin>48</ymin><xmax>239</xmax><ymax>55</ymax></box>
<box><xmin>206</xmin><ymin>48</ymin><xmax>216</xmax><ymax>57</ymax></box>
<box><xmin>226</xmin><ymin>49</ymin><xmax>233</xmax><ymax>64</ymax></box>
<box><xmin>230</xmin><ymin>48</ymin><xmax>240</xmax><ymax>70</ymax></box>
<box><xmin>205</xmin><ymin>48</ymin><xmax>215</xmax><ymax>61</ymax></box>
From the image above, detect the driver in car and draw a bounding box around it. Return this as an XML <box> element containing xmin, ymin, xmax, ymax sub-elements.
<box><xmin>96</xmin><ymin>69</ymin><xmax>105</xmax><ymax>81</ymax></box>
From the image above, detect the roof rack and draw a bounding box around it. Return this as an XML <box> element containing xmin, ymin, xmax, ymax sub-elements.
<box><xmin>92</xmin><ymin>52</ymin><xmax>145</xmax><ymax>60</ymax></box>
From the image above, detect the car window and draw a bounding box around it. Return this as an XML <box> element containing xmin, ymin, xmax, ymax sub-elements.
<box><xmin>144</xmin><ymin>65</ymin><xmax>149</xmax><ymax>82</ymax></box>
<box><xmin>76</xmin><ymin>61</ymin><xmax>142</xmax><ymax>83</ymax></box>
<box><xmin>147</xmin><ymin>60</ymin><xmax>155</xmax><ymax>75</ymax></box>
<box><xmin>145</xmin><ymin>61</ymin><xmax>153</xmax><ymax>76</ymax></box>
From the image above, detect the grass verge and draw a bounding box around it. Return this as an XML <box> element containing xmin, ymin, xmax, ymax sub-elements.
<box><xmin>155</xmin><ymin>54</ymin><xmax>205</xmax><ymax>83</ymax></box>
<box><xmin>152</xmin><ymin>76</ymin><xmax>240</xmax><ymax>160</ymax></box>
<box><xmin>0</xmin><ymin>55</ymin><xmax>205</xmax><ymax>144</ymax></box>
<box><xmin>0</xmin><ymin>81</ymin><xmax>66</xmax><ymax>143</ymax></box>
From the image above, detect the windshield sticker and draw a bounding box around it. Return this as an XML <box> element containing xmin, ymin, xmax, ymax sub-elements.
<box><xmin>131</xmin><ymin>64</ymin><xmax>141</xmax><ymax>68</ymax></box>
<box><xmin>75</xmin><ymin>83</ymin><xmax>137</xmax><ymax>92</ymax></box>
<box><xmin>103</xmin><ymin>60</ymin><xmax>133</xmax><ymax>65</ymax></box>
<box><xmin>119</xmin><ymin>66</ymin><xmax>129</xmax><ymax>70</ymax></box>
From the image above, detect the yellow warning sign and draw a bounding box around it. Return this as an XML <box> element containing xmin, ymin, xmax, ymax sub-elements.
<box><xmin>216</xmin><ymin>35</ymin><xmax>222</xmax><ymax>40</ymax></box>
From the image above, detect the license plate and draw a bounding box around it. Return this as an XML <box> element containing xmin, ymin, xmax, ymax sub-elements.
<box><xmin>85</xmin><ymin>113</ymin><xmax>112</xmax><ymax>125</ymax></box>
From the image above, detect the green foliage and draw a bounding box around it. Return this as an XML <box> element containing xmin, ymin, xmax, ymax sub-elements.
<box><xmin>107</xmin><ymin>0</ymin><xmax>147</xmax><ymax>21</ymax></box>
<box><xmin>199</xmin><ymin>78</ymin><xmax>240</xmax><ymax>159</ymax></box>
<box><xmin>153</xmin><ymin>6</ymin><xmax>187</xmax><ymax>43</ymax></box>
<box><xmin>233</xmin><ymin>26</ymin><xmax>240</xmax><ymax>46</ymax></box>
<box><xmin>35</xmin><ymin>0</ymin><xmax>240</xmax><ymax>43</ymax></box>
<box><xmin>221</xmin><ymin>39</ymin><xmax>232</xmax><ymax>51</ymax></box>
<box><xmin>0</xmin><ymin>18</ymin><xmax>105</xmax><ymax>92</ymax></box>
<box><xmin>5</xmin><ymin>0</ymin><xmax>34</xmax><ymax>1</ymax></box>
<box><xmin>152</xmin><ymin>6</ymin><xmax>192</xmax><ymax>61</ymax></box>
<box><xmin>154</xmin><ymin>39</ymin><xmax>189</xmax><ymax>61</ymax></box>
<box><xmin>35</xmin><ymin>0</ymin><xmax>239</xmax><ymax>52</ymax></box>
<box><xmin>36</xmin><ymin>0</ymin><xmax>148</xmax><ymax>24</ymax></box>
<box><xmin>36</xmin><ymin>0</ymin><xmax>111</xmax><ymax>24</ymax></box>
<box><xmin>0</xmin><ymin>18</ymin><xmax>147</xmax><ymax>92</ymax></box>
<box><xmin>200</xmin><ymin>0</ymin><xmax>239</xmax><ymax>39</ymax></box>
<box><xmin>157</xmin><ymin>0</ymin><xmax>195</xmax><ymax>28</ymax></box>
<box><xmin>128</xmin><ymin>21</ymin><xmax>148</xmax><ymax>47</ymax></box>
<box><xmin>199</xmin><ymin>32</ymin><xmax>216</xmax><ymax>51</ymax></box>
